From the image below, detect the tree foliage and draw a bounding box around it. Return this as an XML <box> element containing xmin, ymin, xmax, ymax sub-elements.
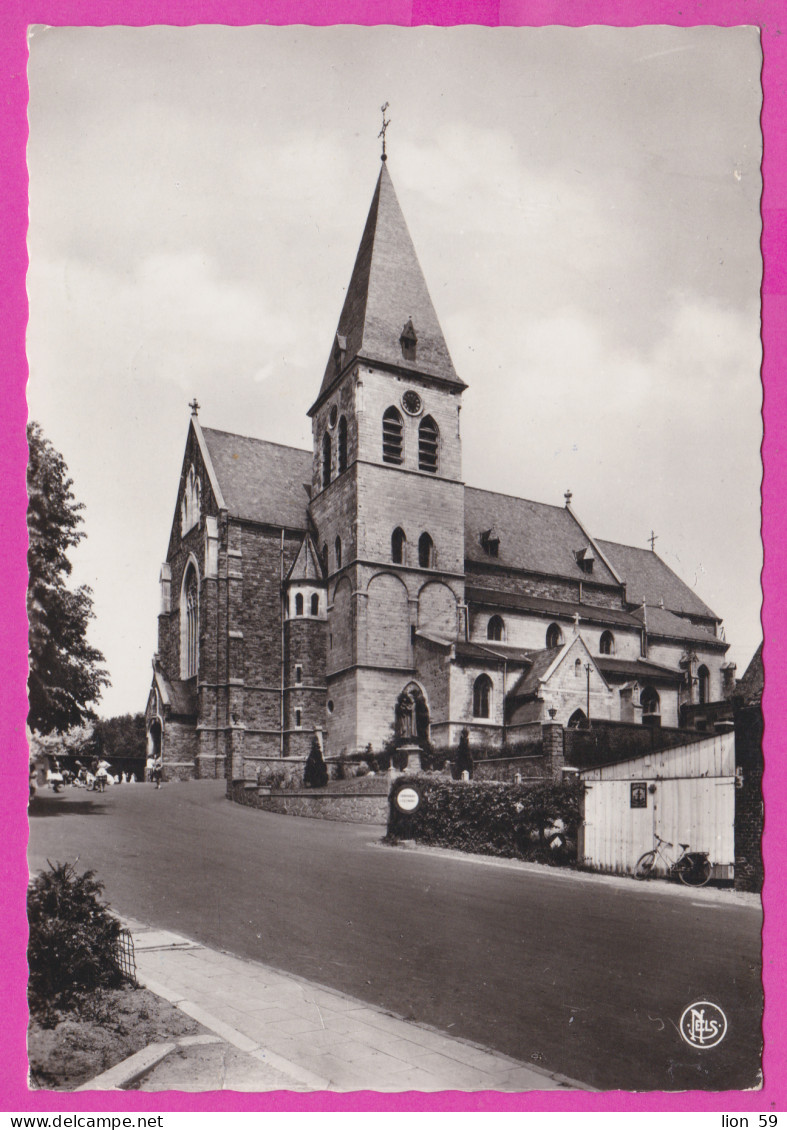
<box><xmin>27</xmin><ymin>423</ymin><xmax>109</xmax><ymax>734</ymax></box>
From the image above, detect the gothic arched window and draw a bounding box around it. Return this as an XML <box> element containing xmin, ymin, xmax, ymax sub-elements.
<box><xmin>382</xmin><ymin>407</ymin><xmax>404</xmax><ymax>464</ymax></box>
<box><xmin>295</xmin><ymin>592</ymin><xmax>304</xmax><ymax>616</ymax></box>
<box><xmin>698</xmin><ymin>665</ymin><xmax>710</xmax><ymax>704</ymax></box>
<box><xmin>546</xmin><ymin>623</ymin><xmax>563</xmax><ymax>649</ymax></box>
<box><xmin>487</xmin><ymin>615</ymin><xmax>505</xmax><ymax>642</ymax></box>
<box><xmin>418</xmin><ymin>415</ymin><xmax>439</xmax><ymax>473</ymax></box>
<box><xmin>335</xmin><ymin>536</ymin><xmax>342</xmax><ymax>571</ymax></box>
<box><xmin>181</xmin><ymin>562</ymin><xmax>199</xmax><ymax>679</ymax></box>
<box><xmin>311</xmin><ymin>593</ymin><xmax>320</xmax><ymax>616</ymax></box>
<box><xmin>568</xmin><ymin>708</ymin><xmax>588</xmax><ymax>729</ymax></box>
<box><xmin>337</xmin><ymin>416</ymin><xmax>348</xmax><ymax>475</ymax></box>
<box><xmin>600</xmin><ymin>631</ymin><xmax>615</xmax><ymax>655</ymax></box>
<box><xmin>575</xmin><ymin>658</ymin><xmax>582</xmax><ymax>678</ymax></box>
<box><xmin>418</xmin><ymin>532</ymin><xmax>434</xmax><ymax>569</ymax></box>
<box><xmin>473</xmin><ymin>674</ymin><xmax>492</xmax><ymax>719</ymax></box>
<box><xmin>392</xmin><ymin>527</ymin><xmax>406</xmax><ymax>565</ymax></box>
<box><xmin>321</xmin><ymin>544</ymin><xmax>328</xmax><ymax>573</ymax></box>
<box><xmin>641</xmin><ymin>686</ymin><xmax>660</xmax><ymax>717</ymax></box>
<box><xmin>322</xmin><ymin>432</ymin><xmax>332</xmax><ymax>488</ymax></box>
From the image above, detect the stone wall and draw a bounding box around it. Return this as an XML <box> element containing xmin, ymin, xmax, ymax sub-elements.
<box><xmin>227</xmin><ymin>781</ymin><xmax>388</xmax><ymax>824</ymax></box>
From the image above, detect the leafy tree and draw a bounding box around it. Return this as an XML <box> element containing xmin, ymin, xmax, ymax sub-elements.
<box><xmin>27</xmin><ymin>423</ymin><xmax>109</xmax><ymax>733</ymax></box>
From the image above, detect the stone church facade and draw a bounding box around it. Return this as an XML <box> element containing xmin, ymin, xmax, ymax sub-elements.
<box><xmin>146</xmin><ymin>161</ymin><xmax>734</xmax><ymax>782</ymax></box>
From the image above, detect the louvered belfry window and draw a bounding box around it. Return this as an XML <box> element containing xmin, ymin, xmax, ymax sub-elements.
<box><xmin>382</xmin><ymin>407</ymin><xmax>404</xmax><ymax>464</ymax></box>
<box><xmin>418</xmin><ymin>416</ymin><xmax>439</xmax><ymax>473</ymax></box>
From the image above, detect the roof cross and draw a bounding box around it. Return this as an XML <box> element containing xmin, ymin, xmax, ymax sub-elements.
<box><xmin>648</xmin><ymin>529</ymin><xmax>658</xmax><ymax>552</ymax></box>
<box><xmin>378</xmin><ymin>102</ymin><xmax>390</xmax><ymax>162</ymax></box>
<box><xmin>189</xmin><ymin>398</ymin><xmax>200</xmax><ymax>417</ymax></box>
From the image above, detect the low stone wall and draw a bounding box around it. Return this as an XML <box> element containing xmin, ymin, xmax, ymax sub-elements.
<box><xmin>227</xmin><ymin>781</ymin><xmax>389</xmax><ymax>825</ymax></box>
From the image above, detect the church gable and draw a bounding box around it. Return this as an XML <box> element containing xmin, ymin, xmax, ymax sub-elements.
<box><xmin>201</xmin><ymin>427</ymin><xmax>312</xmax><ymax>530</ymax></box>
<box><xmin>166</xmin><ymin>417</ymin><xmax>223</xmax><ymax>561</ymax></box>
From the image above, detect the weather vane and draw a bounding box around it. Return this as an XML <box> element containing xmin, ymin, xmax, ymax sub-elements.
<box><xmin>379</xmin><ymin>102</ymin><xmax>390</xmax><ymax>162</ymax></box>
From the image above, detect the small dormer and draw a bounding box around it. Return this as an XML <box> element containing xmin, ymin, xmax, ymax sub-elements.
<box><xmin>399</xmin><ymin>318</ymin><xmax>417</xmax><ymax>361</ymax></box>
<box><xmin>332</xmin><ymin>334</ymin><xmax>347</xmax><ymax>375</ymax></box>
<box><xmin>481</xmin><ymin>527</ymin><xmax>500</xmax><ymax>558</ymax></box>
<box><xmin>575</xmin><ymin>546</ymin><xmax>595</xmax><ymax>574</ymax></box>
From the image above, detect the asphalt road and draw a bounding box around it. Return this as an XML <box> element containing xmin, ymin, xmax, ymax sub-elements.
<box><xmin>28</xmin><ymin>781</ymin><xmax>762</xmax><ymax>1092</ymax></box>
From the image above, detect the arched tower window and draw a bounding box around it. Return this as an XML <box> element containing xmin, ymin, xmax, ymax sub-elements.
<box><xmin>311</xmin><ymin>593</ymin><xmax>320</xmax><ymax>616</ymax></box>
<box><xmin>321</xmin><ymin>544</ymin><xmax>328</xmax><ymax>573</ymax></box>
<box><xmin>335</xmin><ymin>536</ymin><xmax>342</xmax><ymax>570</ymax></box>
<box><xmin>698</xmin><ymin>665</ymin><xmax>710</xmax><ymax>704</ymax></box>
<box><xmin>546</xmin><ymin>623</ymin><xmax>563</xmax><ymax>649</ymax></box>
<box><xmin>418</xmin><ymin>415</ymin><xmax>439</xmax><ymax>473</ymax></box>
<box><xmin>322</xmin><ymin>432</ymin><xmax>332</xmax><ymax>488</ymax></box>
<box><xmin>418</xmin><ymin>532</ymin><xmax>434</xmax><ymax>569</ymax></box>
<box><xmin>487</xmin><ymin>615</ymin><xmax>505</xmax><ymax>642</ymax></box>
<box><xmin>473</xmin><ymin>674</ymin><xmax>493</xmax><ymax>719</ymax></box>
<box><xmin>382</xmin><ymin>407</ymin><xmax>404</xmax><ymax>464</ymax></box>
<box><xmin>392</xmin><ymin>527</ymin><xmax>406</xmax><ymax>565</ymax></box>
<box><xmin>181</xmin><ymin>562</ymin><xmax>199</xmax><ymax>679</ymax></box>
<box><xmin>600</xmin><ymin>631</ymin><xmax>615</xmax><ymax>655</ymax></box>
<box><xmin>337</xmin><ymin>416</ymin><xmax>348</xmax><ymax>475</ymax></box>
<box><xmin>295</xmin><ymin>592</ymin><xmax>304</xmax><ymax>616</ymax></box>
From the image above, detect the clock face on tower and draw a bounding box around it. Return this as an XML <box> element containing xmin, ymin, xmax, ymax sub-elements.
<box><xmin>401</xmin><ymin>390</ymin><xmax>422</xmax><ymax>416</ymax></box>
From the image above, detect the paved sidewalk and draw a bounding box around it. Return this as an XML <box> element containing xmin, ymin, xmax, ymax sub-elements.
<box><xmin>126</xmin><ymin>919</ymin><xmax>585</xmax><ymax>1093</ymax></box>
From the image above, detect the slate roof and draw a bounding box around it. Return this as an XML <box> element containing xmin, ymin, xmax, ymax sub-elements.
<box><xmin>596</xmin><ymin>539</ymin><xmax>717</xmax><ymax>620</ymax></box>
<box><xmin>201</xmin><ymin>428</ymin><xmax>311</xmax><ymax>529</ymax></box>
<box><xmin>454</xmin><ymin>640</ymin><xmax>533</xmax><ymax>665</ymax></box>
<box><xmin>465</xmin><ymin>586</ymin><xmax>641</xmax><ymax>629</ymax></box>
<box><xmin>314</xmin><ymin>164</ymin><xmax>462</xmax><ymax>405</ymax></box>
<box><xmin>736</xmin><ymin>642</ymin><xmax>763</xmax><ymax>705</ymax></box>
<box><xmin>155</xmin><ymin>670</ymin><xmax>198</xmax><ymax>718</ymax></box>
<box><xmin>285</xmin><ymin>537</ymin><xmax>325</xmax><ymax>582</ymax></box>
<box><xmin>507</xmin><ymin>647</ymin><xmax>564</xmax><ymax>698</ymax></box>
<box><xmin>629</xmin><ymin>605</ymin><xmax>727</xmax><ymax>649</ymax></box>
<box><xmin>597</xmin><ymin>657</ymin><xmax>683</xmax><ymax>684</ymax></box>
<box><xmin>464</xmin><ymin>488</ymin><xmax>619</xmax><ymax>585</ymax></box>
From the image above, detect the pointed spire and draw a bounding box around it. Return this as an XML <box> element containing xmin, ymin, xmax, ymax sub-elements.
<box><xmin>310</xmin><ymin>164</ymin><xmax>464</xmax><ymax>412</ymax></box>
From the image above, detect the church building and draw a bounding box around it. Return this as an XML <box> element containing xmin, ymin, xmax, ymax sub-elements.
<box><xmin>145</xmin><ymin>159</ymin><xmax>734</xmax><ymax>782</ymax></box>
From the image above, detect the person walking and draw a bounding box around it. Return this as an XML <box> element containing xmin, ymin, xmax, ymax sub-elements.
<box><xmin>152</xmin><ymin>755</ymin><xmax>163</xmax><ymax>789</ymax></box>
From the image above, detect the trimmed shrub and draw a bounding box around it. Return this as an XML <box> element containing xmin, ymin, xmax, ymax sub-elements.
<box><xmin>455</xmin><ymin>728</ymin><xmax>474</xmax><ymax>780</ymax></box>
<box><xmin>28</xmin><ymin>862</ymin><xmax>124</xmax><ymax>1016</ymax></box>
<box><xmin>303</xmin><ymin>737</ymin><xmax>329</xmax><ymax>788</ymax></box>
<box><xmin>388</xmin><ymin>776</ymin><xmax>582</xmax><ymax>865</ymax></box>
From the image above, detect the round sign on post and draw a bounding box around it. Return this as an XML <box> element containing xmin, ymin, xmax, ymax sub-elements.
<box><xmin>395</xmin><ymin>786</ymin><xmax>420</xmax><ymax>813</ymax></box>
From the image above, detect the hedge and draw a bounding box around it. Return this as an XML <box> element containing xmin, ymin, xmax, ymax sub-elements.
<box><xmin>387</xmin><ymin>776</ymin><xmax>583</xmax><ymax>865</ymax></box>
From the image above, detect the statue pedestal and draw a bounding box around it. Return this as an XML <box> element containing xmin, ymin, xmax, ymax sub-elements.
<box><xmin>399</xmin><ymin>744</ymin><xmax>422</xmax><ymax>774</ymax></box>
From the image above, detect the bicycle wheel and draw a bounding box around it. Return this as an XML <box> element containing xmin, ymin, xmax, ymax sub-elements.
<box><xmin>634</xmin><ymin>851</ymin><xmax>657</xmax><ymax>879</ymax></box>
<box><xmin>679</xmin><ymin>855</ymin><xmax>712</xmax><ymax>887</ymax></box>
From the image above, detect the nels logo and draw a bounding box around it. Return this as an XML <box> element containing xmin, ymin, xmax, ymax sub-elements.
<box><xmin>679</xmin><ymin>1001</ymin><xmax>728</xmax><ymax>1049</ymax></box>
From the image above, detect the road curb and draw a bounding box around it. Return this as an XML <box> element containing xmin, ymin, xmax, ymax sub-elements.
<box><xmin>75</xmin><ymin>1042</ymin><xmax>177</xmax><ymax>1091</ymax></box>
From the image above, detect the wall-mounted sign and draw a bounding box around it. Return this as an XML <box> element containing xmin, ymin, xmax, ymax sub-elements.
<box><xmin>395</xmin><ymin>786</ymin><xmax>421</xmax><ymax>813</ymax></box>
<box><xmin>630</xmin><ymin>782</ymin><xmax>648</xmax><ymax>809</ymax></box>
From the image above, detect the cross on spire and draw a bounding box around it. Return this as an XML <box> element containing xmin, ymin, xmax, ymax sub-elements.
<box><xmin>189</xmin><ymin>398</ymin><xmax>200</xmax><ymax>417</ymax></box>
<box><xmin>378</xmin><ymin>102</ymin><xmax>390</xmax><ymax>162</ymax></box>
<box><xmin>648</xmin><ymin>530</ymin><xmax>658</xmax><ymax>552</ymax></box>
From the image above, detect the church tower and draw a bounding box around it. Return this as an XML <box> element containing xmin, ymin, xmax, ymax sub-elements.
<box><xmin>308</xmin><ymin>161</ymin><xmax>467</xmax><ymax>754</ymax></box>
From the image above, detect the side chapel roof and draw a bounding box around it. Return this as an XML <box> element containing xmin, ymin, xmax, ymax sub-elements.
<box><xmin>596</xmin><ymin>539</ymin><xmax>718</xmax><ymax>620</ymax></box>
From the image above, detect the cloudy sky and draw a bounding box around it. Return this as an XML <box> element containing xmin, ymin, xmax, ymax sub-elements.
<box><xmin>27</xmin><ymin>24</ymin><xmax>763</xmax><ymax>718</ymax></box>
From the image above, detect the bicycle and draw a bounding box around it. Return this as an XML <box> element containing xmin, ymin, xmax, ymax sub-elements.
<box><xmin>634</xmin><ymin>833</ymin><xmax>712</xmax><ymax>887</ymax></box>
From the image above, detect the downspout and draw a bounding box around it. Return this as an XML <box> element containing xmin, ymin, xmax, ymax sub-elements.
<box><xmin>280</xmin><ymin>528</ymin><xmax>285</xmax><ymax>757</ymax></box>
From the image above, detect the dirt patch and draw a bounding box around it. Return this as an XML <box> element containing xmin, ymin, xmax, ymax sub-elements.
<box><xmin>28</xmin><ymin>984</ymin><xmax>206</xmax><ymax>1091</ymax></box>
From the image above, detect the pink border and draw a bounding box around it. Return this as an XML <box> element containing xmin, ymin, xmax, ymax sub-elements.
<box><xmin>2</xmin><ymin>0</ymin><xmax>782</xmax><ymax>1113</ymax></box>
